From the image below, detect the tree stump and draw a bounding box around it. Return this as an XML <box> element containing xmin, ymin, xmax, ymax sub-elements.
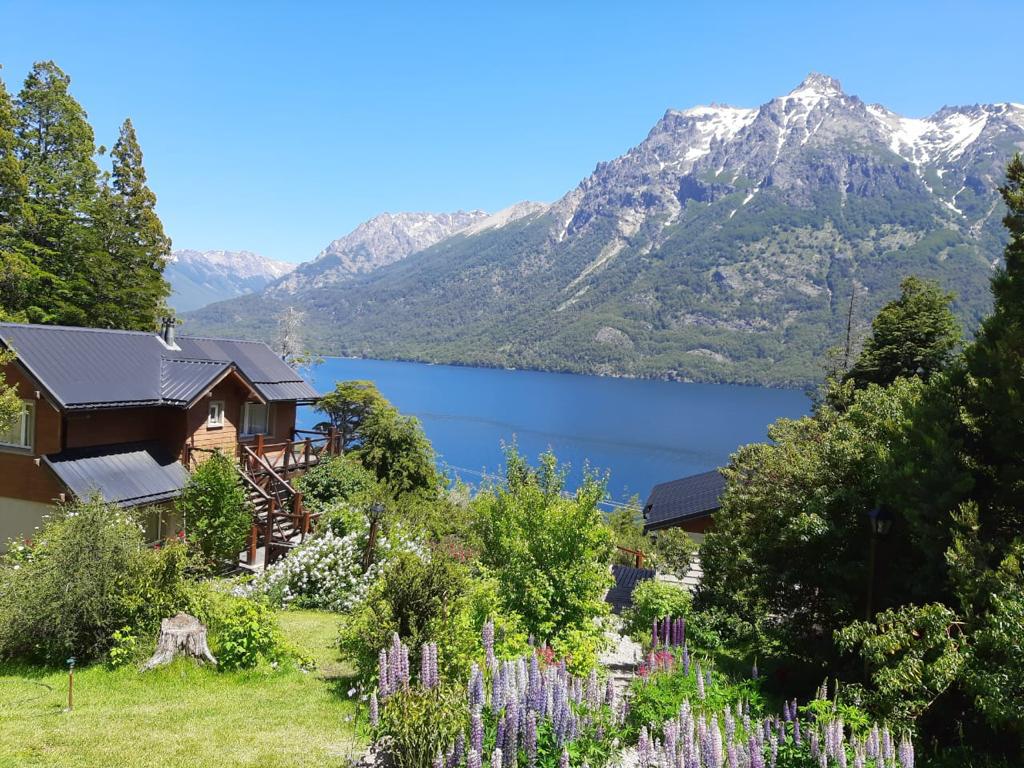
<box><xmin>142</xmin><ymin>613</ymin><xmax>217</xmax><ymax>670</ymax></box>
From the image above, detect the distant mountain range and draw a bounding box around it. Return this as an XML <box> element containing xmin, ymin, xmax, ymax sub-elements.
<box><xmin>182</xmin><ymin>74</ymin><xmax>1024</xmax><ymax>386</ymax></box>
<box><xmin>166</xmin><ymin>250</ymin><xmax>295</xmax><ymax>312</ymax></box>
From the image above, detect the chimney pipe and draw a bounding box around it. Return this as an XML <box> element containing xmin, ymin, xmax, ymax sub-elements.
<box><xmin>160</xmin><ymin>316</ymin><xmax>178</xmax><ymax>349</ymax></box>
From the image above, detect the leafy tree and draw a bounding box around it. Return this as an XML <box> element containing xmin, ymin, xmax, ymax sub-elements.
<box><xmin>844</xmin><ymin>275</ymin><xmax>961</xmax><ymax>389</ymax></box>
<box><xmin>954</xmin><ymin>154</ymin><xmax>1024</xmax><ymax>554</ymax></box>
<box><xmin>652</xmin><ymin>528</ymin><xmax>698</xmax><ymax>581</ymax></box>
<box><xmin>698</xmin><ymin>377</ymin><xmax>925</xmax><ymax>665</ymax></box>
<box><xmin>354</xmin><ymin>404</ymin><xmax>439</xmax><ymax>495</ymax></box>
<box><xmin>313</xmin><ymin>379</ymin><xmax>388</xmax><ymax>451</ymax></box>
<box><xmin>177</xmin><ymin>450</ymin><xmax>251</xmax><ymax>564</ymax></box>
<box><xmin>0</xmin><ymin>349</ymin><xmax>21</xmax><ymax>436</ymax></box>
<box><xmin>471</xmin><ymin>448</ymin><xmax>613</xmax><ymax>645</ymax></box>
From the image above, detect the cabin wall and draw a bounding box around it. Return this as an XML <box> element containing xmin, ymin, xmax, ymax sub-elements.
<box><xmin>0</xmin><ymin>360</ymin><xmax>65</xmax><ymax>505</ymax></box>
<box><xmin>185</xmin><ymin>377</ymin><xmax>250</xmax><ymax>459</ymax></box>
<box><xmin>64</xmin><ymin>407</ymin><xmax>185</xmax><ymax>455</ymax></box>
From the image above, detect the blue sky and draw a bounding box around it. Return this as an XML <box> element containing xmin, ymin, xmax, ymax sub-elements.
<box><xmin>1</xmin><ymin>0</ymin><xmax>1022</xmax><ymax>263</ymax></box>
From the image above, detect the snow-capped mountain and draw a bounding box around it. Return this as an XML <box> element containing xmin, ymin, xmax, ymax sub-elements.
<box><xmin>185</xmin><ymin>74</ymin><xmax>1024</xmax><ymax>386</ymax></box>
<box><xmin>166</xmin><ymin>250</ymin><xmax>296</xmax><ymax>312</ymax></box>
<box><xmin>269</xmin><ymin>210</ymin><xmax>492</xmax><ymax>295</ymax></box>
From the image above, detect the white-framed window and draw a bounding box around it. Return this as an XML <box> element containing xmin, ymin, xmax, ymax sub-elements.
<box><xmin>207</xmin><ymin>400</ymin><xmax>225</xmax><ymax>428</ymax></box>
<box><xmin>0</xmin><ymin>400</ymin><xmax>35</xmax><ymax>450</ymax></box>
<box><xmin>241</xmin><ymin>402</ymin><xmax>270</xmax><ymax>436</ymax></box>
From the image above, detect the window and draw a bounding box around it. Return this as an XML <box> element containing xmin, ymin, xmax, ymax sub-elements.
<box><xmin>241</xmin><ymin>402</ymin><xmax>269</xmax><ymax>436</ymax></box>
<box><xmin>207</xmin><ymin>400</ymin><xmax>224</xmax><ymax>428</ymax></box>
<box><xmin>0</xmin><ymin>400</ymin><xmax>35</xmax><ymax>450</ymax></box>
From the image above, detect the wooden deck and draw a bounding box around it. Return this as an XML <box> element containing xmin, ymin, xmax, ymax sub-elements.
<box><xmin>186</xmin><ymin>427</ymin><xmax>342</xmax><ymax>569</ymax></box>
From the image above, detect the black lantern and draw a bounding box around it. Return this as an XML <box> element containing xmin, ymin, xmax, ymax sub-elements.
<box><xmin>867</xmin><ymin>505</ymin><xmax>893</xmax><ymax>536</ymax></box>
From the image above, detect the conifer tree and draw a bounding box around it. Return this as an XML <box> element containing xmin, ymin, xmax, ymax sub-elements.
<box><xmin>92</xmin><ymin>118</ymin><xmax>171</xmax><ymax>329</ymax></box>
<box><xmin>15</xmin><ymin>60</ymin><xmax>101</xmax><ymax>325</ymax></box>
<box><xmin>0</xmin><ymin>67</ymin><xmax>37</xmax><ymax>321</ymax></box>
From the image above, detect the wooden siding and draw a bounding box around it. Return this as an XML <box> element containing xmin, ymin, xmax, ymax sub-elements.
<box><xmin>0</xmin><ymin>360</ymin><xmax>65</xmax><ymax>504</ymax></box>
<box><xmin>185</xmin><ymin>377</ymin><xmax>251</xmax><ymax>459</ymax></box>
<box><xmin>64</xmin><ymin>407</ymin><xmax>184</xmax><ymax>455</ymax></box>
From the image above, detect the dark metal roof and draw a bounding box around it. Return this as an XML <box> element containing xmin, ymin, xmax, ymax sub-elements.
<box><xmin>171</xmin><ymin>337</ymin><xmax>318</xmax><ymax>402</ymax></box>
<box><xmin>44</xmin><ymin>442</ymin><xmax>190</xmax><ymax>507</ymax></box>
<box><xmin>606</xmin><ymin>564</ymin><xmax>656</xmax><ymax>614</ymax></box>
<box><xmin>159</xmin><ymin>358</ymin><xmax>232</xmax><ymax>406</ymax></box>
<box><xmin>0</xmin><ymin>323</ymin><xmax>317</xmax><ymax>409</ymax></box>
<box><xmin>643</xmin><ymin>469</ymin><xmax>726</xmax><ymax>532</ymax></box>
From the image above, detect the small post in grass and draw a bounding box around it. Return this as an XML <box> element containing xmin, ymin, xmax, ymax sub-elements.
<box><xmin>66</xmin><ymin>656</ymin><xmax>76</xmax><ymax>712</ymax></box>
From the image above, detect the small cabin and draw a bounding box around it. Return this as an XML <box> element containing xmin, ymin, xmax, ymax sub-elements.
<box><xmin>0</xmin><ymin>321</ymin><xmax>324</xmax><ymax>554</ymax></box>
<box><xmin>642</xmin><ymin>469</ymin><xmax>726</xmax><ymax>536</ymax></box>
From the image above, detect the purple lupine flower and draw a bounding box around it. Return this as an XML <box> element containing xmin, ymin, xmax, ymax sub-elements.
<box><xmin>652</xmin><ymin>618</ymin><xmax>660</xmax><ymax>648</ymax></box>
<box><xmin>378</xmin><ymin>648</ymin><xmax>391</xmax><ymax>698</ymax></box>
<box><xmin>727</xmin><ymin>741</ymin><xmax>739</xmax><ymax>768</ymax></box>
<box><xmin>504</xmin><ymin>698</ymin><xmax>519</xmax><ymax>766</ymax></box>
<box><xmin>898</xmin><ymin>733</ymin><xmax>914</xmax><ymax>768</ymax></box>
<box><xmin>491</xmin><ymin>748</ymin><xmax>503</xmax><ymax>768</ymax></box>
<box><xmin>698</xmin><ymin>717</ymin><xmax>712</xmax><ymax>767</ymax></box>
<box><xmin>638</xmin><ymin>726</ymin><xmax>652</xmax><ymax>768</ymax></box>
<box><xmin>559</xmin><ymin>748</ymin><xmax>570</xmax><ymax>768</ymax></box>
<box><xmin>469</xmin><ymin>663</ymin><xmax>485</xmax><ymax>710</ymax></box>
<box><xmin>794</xmin><ymin>718</ymin><xmax>801</xmax><ymax>745</ymax></box>
<box><xmin>769</xmin><ymin>733</ymin><xmax>779</xmax><ymax>768</ymax></box>
<box><xmin>452</xmin><ymin>733</ymin><xmax>465</xmax><ymax>768</ymax></box>
<box><xmin>470</xmin><ymin>707</ymin><xmax>483</xmax><ymax>753</ymax></box>
<box><xmin>782</xmin><ymin>700</ymin><xmax>791</xmax><ymax>722</ymax></box>
<box><xmin>369</xmin><ymin>690</ymin><xmax>379</xmax><ymax>727</ymax></box>
<box><xmin>682</xmin><ymin>642</ymin><xmax>690</xmax><ymax>675</ymax></box>
<box><xmin>495</xmin><ymin>713</ymin><xmax>506</xmax><ymax>754</ymax></box>
<box><xmin>483</xmin><ymin>620</ymin><xmax>496</xmax><ymax>669</ymax></box>
<box><xmin>712</xmin><ymin>716</ymin><xmax>724</xmax><ymax>768</ymax></box>
<box><xmin>695</xmin><ymin>661</ymin><xmax>705</xmax><ymax>699</ymax></box>
<box><xmin>605</xmin><ymin>677</ymin><xmax>615</xmax><ymax>707</ymax></box>
<box><xmin>433</xmin><ymin>753</ymin><xmax>444</xmax><ymax>768</ymax></box>
<box><xmin>525</xmin><ymin>711</ymin><xmax>538</xmax><ymax>768</ymax></box>
<box><xmin>752</xmin><ymin>659</ymin><xmax>759</xmax><ymax>679</ymax></box>
<box><xmin>468</xmin><ymin>749</ymin><xmax>482</xmax><ymax>768</ymax></box>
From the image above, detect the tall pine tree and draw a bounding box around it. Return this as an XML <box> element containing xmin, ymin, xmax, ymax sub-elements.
<box><xmin>15</xmin><ymin>61</ymin><xmax>102</xmax><ymax>325</ymax></box>
<box><xmin>90</xmin><ymin>118</ymin><xmax>171</xmax><ymax>328</ymax></box>
<box><xmin>0</xmin><ymin>67</ymin><xmax>38</xmax><ymax>321</ymax></box>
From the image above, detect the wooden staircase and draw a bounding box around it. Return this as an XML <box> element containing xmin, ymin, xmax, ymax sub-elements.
<box><xmin>186</xmin><ymin>428</ymin><xmax>341</xmax><ymax>569</ymax></box>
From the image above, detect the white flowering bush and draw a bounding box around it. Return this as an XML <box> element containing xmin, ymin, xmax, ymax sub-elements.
<box><xmin>238</xmin><ymin>530</ymin><xmax>385</xmax><ymax>613</ymax></box>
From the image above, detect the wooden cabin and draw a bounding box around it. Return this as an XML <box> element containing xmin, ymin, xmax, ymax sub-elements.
<box><xmin>0</xmin><ymin>321</ymin><xmax>330</xmax><ymax>560</ymax></box>
<box><xmin>642</xmin><ymin>469</ymin><xmax>726</xmax><ymax>536</ymax></box>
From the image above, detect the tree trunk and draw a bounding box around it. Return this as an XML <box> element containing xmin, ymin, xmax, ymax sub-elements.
<box><xmin>142</xmin><ymin>613</ymin><xmax>217</xmax><ymax>670</ymax></box>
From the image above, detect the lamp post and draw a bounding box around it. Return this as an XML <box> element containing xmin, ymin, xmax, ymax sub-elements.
<box><xmin>865</xmin><ymin>505</ymin><xmax>893</xmax><ymax>621</ymax></box>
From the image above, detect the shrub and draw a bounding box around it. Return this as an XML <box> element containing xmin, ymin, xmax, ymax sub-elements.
<box><xmin>107</xmin><ymin>626</ymin><xmax>140</xmax><ymax>668</ymax></box>
<box><xmin>376</xmin><ymin>683</ymin><xmax>469</xmax><ymax>768</ymax></box>
<box><xmin>295</xmin><ymin>455</ymin><xmax>379</xmax><ymax>516</ymax></box>
<box><xmin>650</xmin><ymin>528</ymin><xmax>698</xmax><ymax>580</ymax></box>
<box><xmin>472</xmin><ymin>448</ymin><xmax>613</xmax><ymax>651</ymax></box>
<box><xmin>216</xmin><ymin>598</ymin><xmax>283</xmax><ymax>671</ymax></box>
<box><xmin>0</xmin><ymin>498</ymin><xmax>191</xmax><ymax>662</ymax></box>
<box><xmin>623</xmin><ymin>580</ymin><xmax>693</xmax><ymax>642</ymax></box>
<box><xmin>625</xmin><ymin>647</ymin><xmax>761</xmax><ymax>739</ymax></box>
<box><xmin>238</xmin><ymin>529</ymin><xmax>383</xmax><ymax>612</ymax></box>
<box><xmin>373</xmin><ymin>632</ymin><xmax>623</xmax><ymax>768</ymax></box>
<box><xmin>339</xmin><ymin>548</ymin><xmax>468</xmax><ymax>681</ymax></box>
<box><xmin>177</xmin><ymin>450</ymin><xmax>251</xmax><ymax>564</ymax></box>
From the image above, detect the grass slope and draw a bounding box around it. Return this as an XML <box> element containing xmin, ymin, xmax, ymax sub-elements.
<box><xmin>0</xmin><ymin>610</ymin><xmax>363</xmax><ymax>768</ymax></box>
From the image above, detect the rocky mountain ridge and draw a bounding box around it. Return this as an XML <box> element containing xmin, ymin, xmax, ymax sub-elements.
<box><xmin>166</xmin><ymin>250</ymin><xmax>295</xmax><ymax>312</ymax></box>
<box><xmin>184</xmin><ymin>74</ymin><xmax>1024</xmax><ymax>386</ymax></box>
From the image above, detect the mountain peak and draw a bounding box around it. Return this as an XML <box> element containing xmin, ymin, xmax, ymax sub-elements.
<box><xmin>789</xmin><ymin>72</ymin><xmax>844</xmax><ymax>98</ymax></box>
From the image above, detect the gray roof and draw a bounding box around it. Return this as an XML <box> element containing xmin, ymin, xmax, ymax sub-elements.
<box><xmin>643</xmin><ymin>469</ymin><xmax>726</xmax><ymax>532</ymax></box>
<box><xmin>0</xmin><ymin>323</ymin><xmax>318</xmax><ymax>410</ymax></box>
<box><xmin>44</xmin><ymin>442</ymin><xmax>191</xmax><ymax>507</ymax></box>
<box><xmin>606</xmin><ymin>564</ymin><xmax>655</xmax><ymax>614</ymax></box>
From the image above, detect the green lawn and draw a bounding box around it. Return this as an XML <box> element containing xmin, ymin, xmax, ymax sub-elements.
<box><xmin>0</xmin><ymin>610</ymin><xmax>366</xmax><ymax>768</ymax></box>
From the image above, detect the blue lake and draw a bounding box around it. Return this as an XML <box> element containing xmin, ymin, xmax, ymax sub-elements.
<box><xmin>299</xmin><ymin>358</ymin><xmax>809</xmax><ymax>505</ymax></box>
